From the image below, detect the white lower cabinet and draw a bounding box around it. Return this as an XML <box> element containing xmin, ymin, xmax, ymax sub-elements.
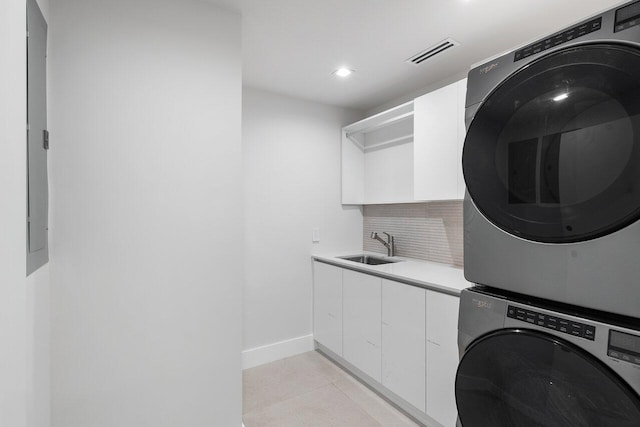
<box><xmin>313</xmin><ymin>261</ymin><xmax>461</xmax><ymax>426</ymax></box>
<box><xmin>381</xmin><ymin>279</ymin><xmax>426</xmax><ymax>412</ymax></box>
<box><xmin>426</xmin><ymin>290</ymin><xmax>461</xmax><ymax>427</ymax></box>
<box><xmin>312</xmin><ymin>262</ymin><xmax>343</xmax><ymax>356</ymax></box>
<box><xmin>343</xmin><ymin>269</ymin><xmax>382</xmax><ymax>382</ymax></box>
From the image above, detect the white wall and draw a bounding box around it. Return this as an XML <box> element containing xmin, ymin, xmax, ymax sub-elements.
<box><xmin>0</xmin><ymin>1</ymin><xmax>29</xmax><ymax>424</ymax></box>
<box><xmin>26</xmin><ymin>265</ymin><xmax>51</xmax><ymax>427</ymax></box>
<box><xmin>48</xmin><ymin>0</ymin><xmax>242</xmax><ymax>426</ymax></box>
<box><xmin>1</xmin><ymin>0</ymin><xmax>51</xmax><ymax>426</ymax></box>
<box><xmin>242</xmin><ymin>87</ymin><xmax>363</xmax><ymax>367</ymax></box>
<box><xmin>27</xmin><ymin>0</ymin><xmax>52</xmax><ymax>421</ymax></box>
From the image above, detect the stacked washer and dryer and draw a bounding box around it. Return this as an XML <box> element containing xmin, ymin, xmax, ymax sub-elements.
<box><xmin>457</xmin><ymin>1</ymin><xmax>640</xmax><ymax>425</ymax></box>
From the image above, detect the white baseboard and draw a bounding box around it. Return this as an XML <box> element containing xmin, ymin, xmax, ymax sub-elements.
<box><xmin>242</xmin><ymin>334</ymin><xmax>314</xmax><ymax>370</ymax></box>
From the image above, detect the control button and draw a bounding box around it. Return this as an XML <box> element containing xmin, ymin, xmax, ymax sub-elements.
<box><xmin>592</xmin><ymin>20</ymin><xmax>601</xmax><ymax>29</ymax></box>
<box><xmin>616</xmin><ymin>24</ymin><xmax>625</xmax><ymax>32</ymax></box>
<box><xmin>545</xmin><ymin>317</ymin><xmax>558</xmax><ymax>330</ymax></box>
<box><xmin>559</xmin><ymin>320</ymin><xmax>570</xmax><ymax>333</ymax></box>
<box><xmin>516</xmin><ymin>308</ymin><xmax>526</xmax><ymax>321</ymax></box>
<box><xmin>570</xmin><ymin>323</ymin><xmax>584</xmax><ymax>337</ymax></box>
<box><xmin>514</xmin><ymin>51</ymin><xmax>522</xmax><ymax>61</ymax></box>
<box><xmin>609</xmin><ymin>350</ymin><xmax>621</xmax><ymax>359</ymax></box>
<box><xmin>584</xmin><ymin>325</ymin><xmax>595</xmax><ymax>340</ymax></box>
<box><xmin>622</xmin><ymin>354</ymin><xmax>632</xmax><ymax>362</ymax></box>
<box><xmin>633</xmin><ymin>357</ymin><xmax>640</xmax><ymax>365</ymax></box>
<box><xmin>507</xmin><ymin>306</ymin><xmax>516</xmax><ymax>318</ymax></box>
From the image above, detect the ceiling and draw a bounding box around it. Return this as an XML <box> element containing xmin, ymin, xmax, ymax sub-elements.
<box><xmin>216</xmin><ymin>0</ymin><xmax>623</xmax><ymax>111</ymax></box>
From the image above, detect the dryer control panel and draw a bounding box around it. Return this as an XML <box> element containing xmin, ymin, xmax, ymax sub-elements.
<box><xmin>507</xmin><ymin>305</ymin><xmax>596</xmax><ymax>341</ymax></box>
<box><xmin>513</xmin><ymin>17</ymin><xmax>602</xmax><ymax>62</ymax></box>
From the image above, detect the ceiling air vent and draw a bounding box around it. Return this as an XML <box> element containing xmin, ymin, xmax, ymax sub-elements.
<box><xmin>407</xmin><ymin>38</ymin><xmax>459</xmax><ymax>65</ymax></box>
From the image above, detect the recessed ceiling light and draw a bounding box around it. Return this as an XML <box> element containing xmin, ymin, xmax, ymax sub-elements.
<box><xmin>334</xmin><ymin>68</ymin><xmax>354</xmax><ymax>78</ymax></box>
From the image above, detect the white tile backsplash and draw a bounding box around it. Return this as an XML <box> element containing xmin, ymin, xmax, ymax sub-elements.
<box><xmin>363</xmin><ymin>201</ymin><xmax>463</xmax><ymax>267</ymax></box>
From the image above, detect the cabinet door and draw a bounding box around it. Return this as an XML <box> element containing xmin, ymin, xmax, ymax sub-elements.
<box><xmin>456</xmin><ymin>78</ymin><xmax>468</xmax><ymax>199</ymax></box>
<box><xmin>343</xmin><ymin>269</ymin><xmax>382</xmax><ymax>382</ymax></box>
<box><xmin>426</xmin><ymin>291</ymin><xmax>460</xmax><ymax>427</ymax></box>
<box><xmin>313</xmin><ymin>262</ymin><xmax>343</xmax><ymax>356</ymax></box>
<box><xmin>381</xmin><ymin>280</ymin><xmax>426</xmax><ymax>412</ymax></box>
<box><xmin>414</xmin><ymin>82</ymin><xmax>459</xmax><ymax>201</ymax></box>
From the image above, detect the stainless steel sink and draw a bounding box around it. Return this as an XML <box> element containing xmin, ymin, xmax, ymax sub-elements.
<box><xmin>339</xmin><ymin>255</ymin><xmax>400</xmax><ymax>265</ymax></box>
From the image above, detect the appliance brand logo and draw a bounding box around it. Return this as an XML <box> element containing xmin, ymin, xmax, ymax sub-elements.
<box><xmin>479</xmin><ymin>62</ymin><xmax>499</xmax><ymax>74</ymax></box>
<box><xmin>472</xmin><ymin>298</ymin><xmax>493</xmax><ymax>309</ymax></box>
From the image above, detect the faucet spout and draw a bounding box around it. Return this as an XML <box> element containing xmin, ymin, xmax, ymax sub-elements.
<box><xmin>370</xmin><ymin>232</ymin><xmax>396</xmax><ymax>257</ymax></box>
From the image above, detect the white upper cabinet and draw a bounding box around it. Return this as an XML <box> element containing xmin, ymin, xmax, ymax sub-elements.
<box><xmin>341</xmin><ymin>78</ymin><xmax>467</xmax><ymax>204</ymax></box>
<box><xmin>457</xmin><ymin>78</ymin><xmax>468</xmax><ymax>199</ymax></box>
<box><xmin>414</xmin><ymin>78</ymin><xmax>467</xmax><ymax>201</ymax></box>
<box><xmin>342</xmin><ymin>102</ymin><xmax>414</xmax><ymax>204</ymax></box>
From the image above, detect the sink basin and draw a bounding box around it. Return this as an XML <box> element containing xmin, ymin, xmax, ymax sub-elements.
<box><xmin>339</xmin><ymin>255</ymin><xmax>400</xmax><ymax>265</ymax></box>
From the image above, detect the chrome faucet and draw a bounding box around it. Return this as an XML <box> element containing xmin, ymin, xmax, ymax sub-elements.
<box><xmin>370</xmin><ymin>232</ymin><xmax>396</xmax><ymax>257</ymax></box>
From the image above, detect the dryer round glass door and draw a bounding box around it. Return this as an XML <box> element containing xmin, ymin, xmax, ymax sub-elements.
<box><xmin>455</xmin><ymin>329</ymin><xmax>640</xmax><ymax>427</ymax></box>
<box><xmin>463</xmin><ymin>44</ymin><xmax>640</xmax><ymax>243</ymax></box>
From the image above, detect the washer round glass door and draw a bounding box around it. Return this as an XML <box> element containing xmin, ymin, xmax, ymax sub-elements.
<box><xmin>455</xmin><ymin>329</ymin><xmax>640</xmax><ymax>427</ymax></box>
<box><xmin>463</xmin><ymin>44</ymin><xmax>640</xmax><ymax>243</ymax></box>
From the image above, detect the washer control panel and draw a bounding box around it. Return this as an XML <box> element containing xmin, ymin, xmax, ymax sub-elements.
<box><xmin>615</xmin><ymin>0</ymin><xmax>640</xmax><ymax>32</ymax></box>
<box><xmin>608</xmin><ymin>330</ymin><xmax>640</xmax><ymax>365</ymax></box>
<box><xmin>507</xmin><ymin>305</ymin><xmax>596</xmax><ymax>341</ymax></box>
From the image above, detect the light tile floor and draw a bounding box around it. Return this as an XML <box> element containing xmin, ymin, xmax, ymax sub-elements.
<box><xmin>243</xmin><ymin>351</ymin><xmax>420</xmax><ymax>427</ymax></box>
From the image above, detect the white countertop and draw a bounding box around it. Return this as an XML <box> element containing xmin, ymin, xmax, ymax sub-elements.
<box><xmin>312</xmin><ymin>251</ymin><xmax>473</xmax><ymax>296</ymax></box>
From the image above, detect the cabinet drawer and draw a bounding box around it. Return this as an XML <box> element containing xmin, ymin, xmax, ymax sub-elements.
<box><xmin>313</xmin><ymin>262</ymin><xmax>343</xmax><ymax>356</ymax></box>
<box><xmin>343</xmin><ymin>269</ymin><xmax>382</xmax><ymax>382</ymax></box>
